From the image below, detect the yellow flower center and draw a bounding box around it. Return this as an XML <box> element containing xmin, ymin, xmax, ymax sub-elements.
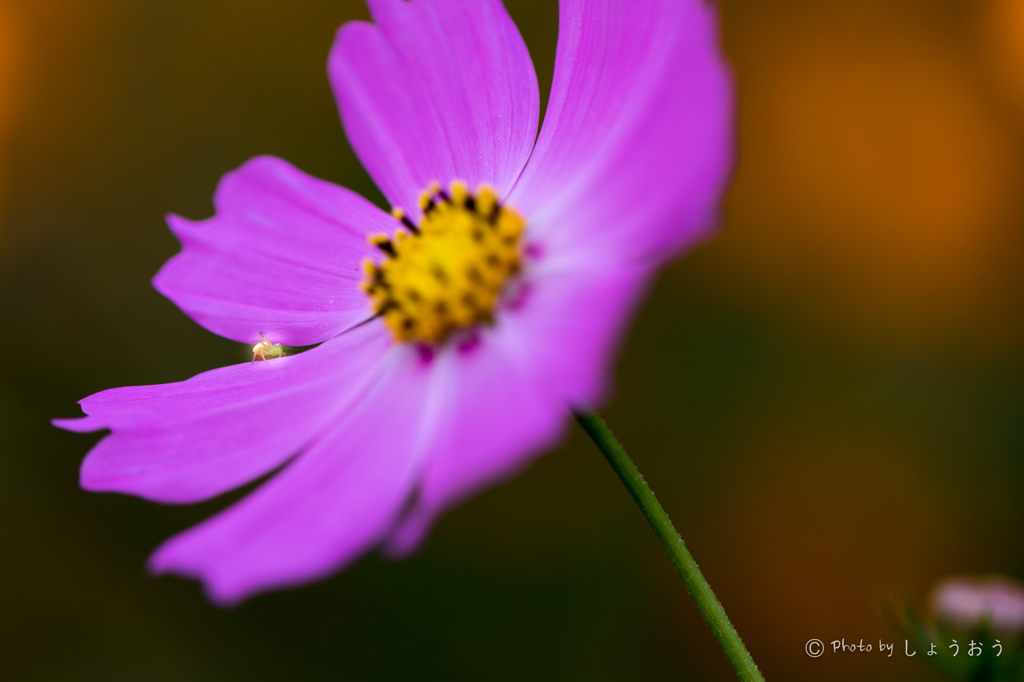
<box><xmin>361</xmin><ymin>181</ymin><xmax>526</xmax><ymax>344</ymax></box>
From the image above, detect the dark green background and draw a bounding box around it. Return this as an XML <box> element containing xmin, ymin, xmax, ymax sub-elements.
<box><xmin>2</xmin><ymin>0</ymin><xmax>1023</xmax><ymax>679</ymax></box>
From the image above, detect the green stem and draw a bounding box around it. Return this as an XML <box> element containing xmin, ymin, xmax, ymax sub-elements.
<box><xmin>575</xmin><ymin>410</ymin><xmax>765</xmax><ymax>682</ymax></box>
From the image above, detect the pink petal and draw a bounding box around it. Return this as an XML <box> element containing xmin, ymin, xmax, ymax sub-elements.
<box><xmin>509</xmin><ymin>0</ymin><xmax>734</xmax><ymax>265</ymax></box>
<box><xmin>501</xmin><ymin>259</ymin><xmax>652</xmax><ymax>409</ymax></box>
<box><xmin>387</xmin><ymin>259</ymin><xmax>650</xmax><ymax>555</ymax></box>
<box><xmin>153</xmin><ymin>156</ymin><xmax>394</xmax><ymax>346</ymax></box>
<box><xmin>53</xmin><ymin>324</ymin><xmax>393</xmax><ymax>504</ymax></box>
<box><xmin>385</xmin><ymin>333</ymin><xmax>569</xmax><ymax>556</ymax></box>
<box><xmin>149</xmin><ymin>341</ymin><xmax>433</xmax><ymax>606</ymax></box>
<box><xmin>328</xmin><ymin>0</ymin><xmax>539</xmax><ymax>216</ymax></box>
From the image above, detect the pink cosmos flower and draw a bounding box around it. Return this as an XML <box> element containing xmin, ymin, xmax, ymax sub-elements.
<box><xmin>56</xmin><ymin>0</ymin><xmax>732</xmax><ymax>605</ymax></box>
<box><xmin>932</xmin><ymin>576</ymin><xmax>1024</xmax><ymax>635</ymax></box>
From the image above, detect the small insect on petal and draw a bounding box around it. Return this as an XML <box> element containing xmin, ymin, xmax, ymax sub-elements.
<box><xmin>251</xmin><ymin>332</ymin><xmax>286</xmax><ymax>366</ymax></box>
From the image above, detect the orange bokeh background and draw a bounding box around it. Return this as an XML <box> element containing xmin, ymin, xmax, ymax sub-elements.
<box><xmin>716</xmin><ymin>0</ymin><xmax>1024</xmax><ymax>346</ymax></box>
<box><xmin>0</xmin><ymin>1</ymin><xmax>23</xmax><ymax>227</ymax></box>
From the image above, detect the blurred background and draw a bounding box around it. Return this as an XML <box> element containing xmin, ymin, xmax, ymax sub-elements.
<box><xmin>1</xmin><ymin>0</ymin><xmax>1023</xmax><ymax>679</ymax></box>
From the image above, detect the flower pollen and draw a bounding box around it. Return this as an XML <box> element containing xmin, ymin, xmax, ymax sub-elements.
<box><xmin>361</xmin><ymin>181</ymin><xmax>525</xmax><ymax>344</ymax></box>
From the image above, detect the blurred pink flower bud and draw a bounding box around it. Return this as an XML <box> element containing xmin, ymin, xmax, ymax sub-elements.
<box><xmin>932</xmin><ymin>575</ymin><xmax>1024</xmax><ymax>635</ymax></box>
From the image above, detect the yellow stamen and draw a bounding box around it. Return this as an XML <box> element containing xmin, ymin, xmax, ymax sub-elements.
<box><xmin>362</xmin><ymin>181</ymin><xmax>525</xmax><ymax>344</ymax></box>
